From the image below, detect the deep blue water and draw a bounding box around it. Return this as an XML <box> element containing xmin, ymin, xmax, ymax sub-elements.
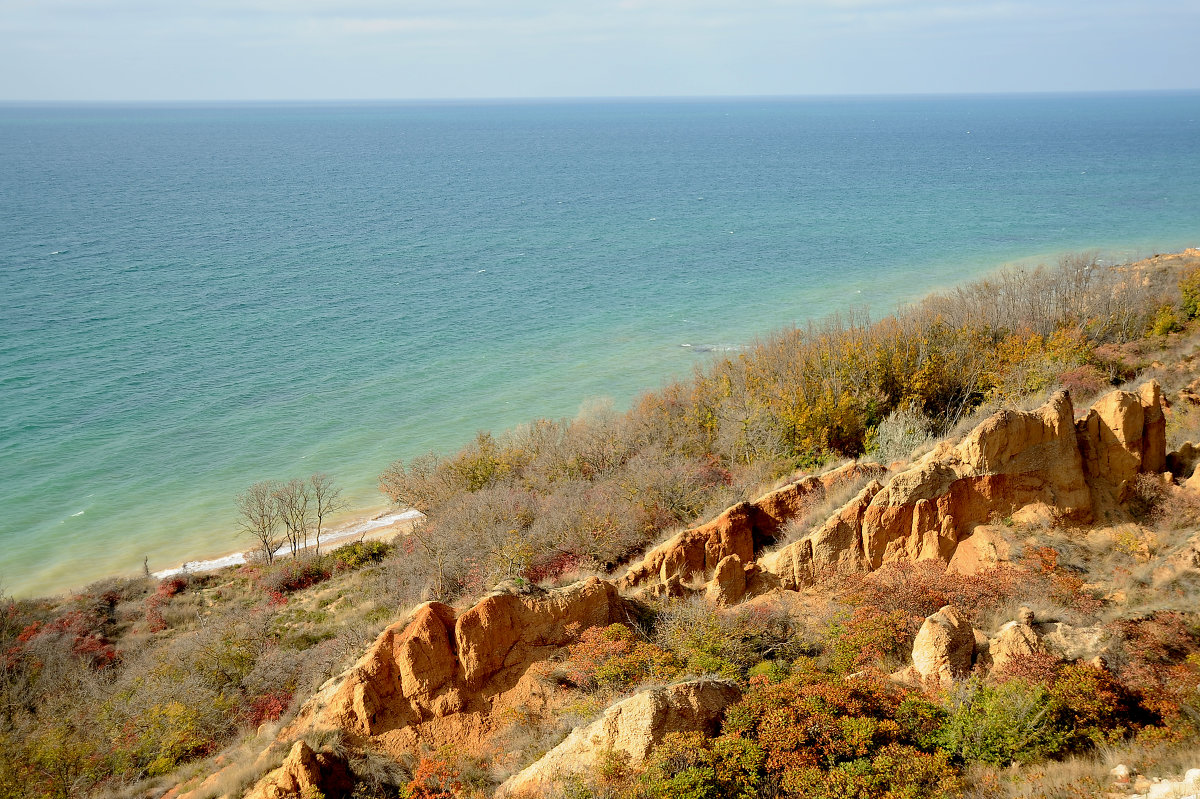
<box><xmin>1</xmin><ymin>94</ymin><xmax>1197</xmax><ymax>596</ymax></box>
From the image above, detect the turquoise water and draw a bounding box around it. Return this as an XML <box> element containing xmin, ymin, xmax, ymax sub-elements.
<box><xmin>1</xmin><ymin>94</ymin><xmax>1198</xmax><ymax>597</ymax></box>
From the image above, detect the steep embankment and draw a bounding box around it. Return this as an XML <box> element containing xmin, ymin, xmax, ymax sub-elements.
<box><xmin>221</xmin><ymin>374</ymin><xmax>1195</xmax><ymax>799</ymax></box>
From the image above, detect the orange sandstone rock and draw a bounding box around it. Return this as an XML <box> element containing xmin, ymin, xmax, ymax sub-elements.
<box><xmin>243</xmin><ymin>741</ymin><xmax>352</xmax><ymax>799</ymax></box>
<box><xmin>620</xmin><ymin>461</ymin><xmax>886</xmax><ymax>594</ymax></box>
<box><xmin>281</xmin><ymin>577</ymin><xmax>628</xmax><ymax>756</ymax></box>
<box><xmin>762</xmin><ymin>385</ymin><xmax>1167</xmax><ymax>589</ymax></box>
<box><xmin>704</xmin><ymin>553</ymin><xmax>748</xmax><ymax>606</ymax></box>
<box><xmin>893</xmin><ymin>605</ymin><xmax>976</xmax><ymax>687</ymax></box>
<box><xmin>1076</xmin><ymin>381</ymin><xmax>1167</xmax><ymax>508</ymax></box>
<box><xmin>496</xmin><ymin>679</ymin><xmax>743</xmax><ymax>798</ymax></box>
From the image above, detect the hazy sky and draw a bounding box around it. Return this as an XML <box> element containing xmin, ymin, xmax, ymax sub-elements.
<box><xmin>2</xmin><ymin>0</ymin><xmax>1198</xmax><ymax>101</ymax></box>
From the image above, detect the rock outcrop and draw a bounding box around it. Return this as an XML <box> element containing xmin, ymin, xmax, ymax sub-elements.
<box><xmin>705</xmin><ymin>554</ymin><xmax>748</xmax><ymax>606</ymax></box>
<box><xmin>759</xmin><ymin>480</ymin><xmax>884</xmax><ymax>589</ymax></box>
<box><xmin>282</xmin><ymin>577</ymin><xmax>629</xmax><ymax>757</ymax></box>
<box><xmin>496</xmin><ymin>679</ymin><xmax>743</xmax><ymax>798</ymax></box>
<box><xmin>244</xmin><ymin>741</ymin><xmax>352</xmax><ymax>799</ymax></box>
<box><xmin>892</xmin><ymin>604</ymin><xmax>1118</xmax><ymax>689</ymax></box>
<box><xmin>620</xmin><ymin>462</ymin><xmax>887</xmax><ymax>596</ymax></box>
<box><xmin>1077</xmin><ymin>381</ymin><xmax>1167</xmax><ymax>510</ymax></box>
<box><xmin>1035</xmin><ymin>621</ymin><xmax>1112</xmax><ymax>663</ymax></box>
<box><xmin>761</xmin><ymin>385</ymin><xmax>1168</xmax><ymax>590</ymax></box>
<box><xmin>945</xmin><ymin>525</ymin><xmax>1014</xmax><ymax>575</ymax></box>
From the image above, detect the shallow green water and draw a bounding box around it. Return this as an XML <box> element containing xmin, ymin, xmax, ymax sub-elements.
<box><xmin>1</xmin><ymin>94</ymin><xmax>1197</xmax><ymax>596</ymax></box>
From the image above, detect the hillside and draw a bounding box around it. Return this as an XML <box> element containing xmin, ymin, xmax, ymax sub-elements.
<box><xmin>4</xmin><ymin>249</ymin><xmax>1200</xmax><ymax>799</ymax></box>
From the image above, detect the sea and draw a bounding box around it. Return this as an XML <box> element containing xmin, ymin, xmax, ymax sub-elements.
<box><xmin>1</xmin><ymin>93</ymin><xmax>1198</xmax><ymax>598</ymax></box>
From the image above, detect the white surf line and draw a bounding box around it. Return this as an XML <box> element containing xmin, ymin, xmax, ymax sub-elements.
<box><xmin>152</xmin><ymin>508</ymin><xmax>425</xmax><ymax>579</ymax></box>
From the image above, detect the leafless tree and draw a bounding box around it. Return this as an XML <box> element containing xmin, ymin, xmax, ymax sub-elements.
<box><xmin>235</xmin><ymin>480</ymin><xmax>282</xmax><ymax>563</ymax></box>
<box><xmin>273</xmin><ymin>478</ymin><xmax>312</xmax><ymax>557</ymax></box>
<box><xmin>309</xmin><ymin>472</ymin><xmax>344</xmax><ymax>555</ymax></box>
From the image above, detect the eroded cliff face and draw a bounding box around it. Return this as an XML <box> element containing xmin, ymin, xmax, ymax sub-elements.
<box><xmin>757</xmin><ymin>384</ymin><xmax>1167</xmax><ymax>591</ymax></box>
<box><xmin>618</xmin><ymin>461</ymin><xmax>888</xmax><ymax>596</ymax></box>
<box><xmin>1077</xmin><ymin>381</ymin><xmax>1167</xmax><ymax>511</ymax></box>
<box><xmin>241</xmin><ymin>382</ymin><xmax>1172</xmax><ymax>798</ymax></box>
<box><xmin>284</xmin><ymin>577</ymin><xmax>629</xmax><ymax>755</ymax></box>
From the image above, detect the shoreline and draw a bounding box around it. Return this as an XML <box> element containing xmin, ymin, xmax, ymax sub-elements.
<box><xmin>13</xmin><ymin>240</ymin><xmax>1197</xmax><ymax>602</ymax></box>
<box><xmin>150</xmin><ymin>507</ymin><xmax>425</xmax><ymax>580</ymax></box>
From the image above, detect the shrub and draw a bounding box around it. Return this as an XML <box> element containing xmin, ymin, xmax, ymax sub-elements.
<box><xmin>332</xmin><ymin>541</ymin><xmax>391</xmax><ymax>571</ymax></box>
<box><xmin>654</xmin><ymin>599</ymin><xmax>812</xmax><ymax>680</ymax></box>
<box><xmin>937</xmin><ymin>678</ymin><xmax>1067</xmax><ymax>766</ymax></box>
<box><xmin>867</xmin><ymin>406</ymin><xmax>934</xmax><ymax>464</ymax></box>
<box><xmin>1047</xmin><ymin>663</ymin><xmax>1141</xmax><ymax>749</ymax></box>
<box><xmin>825</xmin><ymin>607</ymin><xmax>912</xmax><ymax>674</ymax></box>
<box><xmin>257</xmin><ymin>557</ymin><xmax>332</xmax><ymax>597</ymax></box>
<box><xmin>1151</xmin><ymin>306</ymin><xmax>1184</xmax><ymax>336</ymax></box>
<box><xmin>243</xmin><ymin>691</ymin><xmax>292</xmax><ymax>728</ymax></box>
<box><xmin>145</xmin><ymin>575</ymin><xmax>190</xmax><ymax>633</ymax></box>
<box><xmin>789</xmin><ymin>743</ymin><xmax>960</xmax><ymax>799</ymax></box>
<box><xmin>1182</xmin><ymin>266</ymin><xmax>1200</xmax><ymax>319</ymax></box>
<box><xmin>1055</xmin><ymin>364</ymin><xmax>1110</xmax><ymax>398</ymax></box>
<box><xmin>560</xmin><ymin>624</ymin><xmax>683</xmax><ymax>693</ymax></box>
<box><xmin>721</xmin><ymin>673</ymin><xmax>908</xmax><ymax>778</ymax></box>
<box><xmin>637</xmin><ymin>731</ymin><xmax>764</xmax><ymax>799</ymax></box>
<box><xmin>404</xmin><ymin>757</ymin><xmax>461</xmax><ymax>799</ymax></box>
<box><xmin>840</xmin><ymin>561</ymin><xmax>1018</xmax><ymax>635</ymax></box>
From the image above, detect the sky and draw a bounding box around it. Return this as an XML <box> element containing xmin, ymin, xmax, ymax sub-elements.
<box><xmin>1</xmin><ymin>0</ymin><xmax>1198</xmax><ymax>102</ymax></box>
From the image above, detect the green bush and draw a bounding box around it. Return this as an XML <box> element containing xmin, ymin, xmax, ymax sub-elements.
<box><xmin>332</xmin><ymin>540</ymin><xmax>392</xmax><ymax>571</ymax></box>
<box><xmin>789</xmin><ymin>744</ymin><xmax>960</xmax><ymax>799</ymax></box>
<box><xmin>561</xmin><ymin>624</ymin><xmax>683</xmax><ymax>693</ymax></box>
<box><xmin>1152</xmin><ymin>305</ymin><xmax>1185</xmax><ymax>335</ymax></box>
<box><xmin>936</xmin><ymin>678</ymin><xmax>1067</xmax><ymax>766</ymax></box>
<box><xmin>1181</xmin><ymin>267</ymin><xmax>1200</xmax><ymax>319</ymax></box>
<box><xmin>637</xmin><ymin>732</ymin><xmax>764</xmax><ymax>799</ymax></box>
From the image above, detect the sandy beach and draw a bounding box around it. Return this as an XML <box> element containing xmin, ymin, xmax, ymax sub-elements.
<box><xmin>152</xmin><ymin>506</ymin><xmax>425</xmax><ymax>580</ymax></box>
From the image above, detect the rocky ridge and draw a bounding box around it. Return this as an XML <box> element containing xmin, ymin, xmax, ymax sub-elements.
<box><xmin>233</xmin><ymin>380</ymin><xmax>1188</xmax><ymax>798</ymax></box>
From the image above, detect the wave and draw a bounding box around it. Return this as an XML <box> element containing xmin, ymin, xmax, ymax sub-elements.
<box><xmin>680</xmin><ymin>343</ymin><xmax>745</xmax><ymax>354</ymax></box>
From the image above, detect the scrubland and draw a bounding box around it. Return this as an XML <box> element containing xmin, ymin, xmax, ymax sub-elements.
<box><xmin>4</xmin><ymin>250</ymin><xmax>1200</xmax><ymax>799</ymax></box>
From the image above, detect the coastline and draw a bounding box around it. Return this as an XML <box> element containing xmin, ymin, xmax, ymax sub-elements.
<box><xmin>150</xmin><ymin>507</ymin><xmax>425</xmax><ymax>580</ymax></box>
<box><xmin>11</xmin><ymin>240</ymin><xmax>1198</xmax><ymax>601</ymax></box>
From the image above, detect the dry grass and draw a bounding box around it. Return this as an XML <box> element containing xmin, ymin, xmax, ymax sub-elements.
<box><xmin>961</xmin><ymin>738</ymin><xmax>1200</xmax><ymax>799</ymax></box>
<box><xmin>774</xmin><ymin>466</ymin><xmax>881</xmax><ymax>547</ymax></box>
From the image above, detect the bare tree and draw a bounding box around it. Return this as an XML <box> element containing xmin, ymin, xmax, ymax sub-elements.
<box><xmin>273</xmin><ymin>478</ymin><xmax>312</xmax><ymax>557</ymax></box>
<box><xmin>235</xmin><ymin>481</ymin><xmax>282</xmax><ymax>563</ymax></box>
<box><xmin>309</xmin><ymin>472</ymin><xmax>344</xmax><ymax>555</ymax></box>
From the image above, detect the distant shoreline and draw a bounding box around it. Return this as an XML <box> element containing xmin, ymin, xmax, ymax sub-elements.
<box><xmin>19</xmin><ymin>244</ymin><xmax>1200</xmax><ymax>601</ymax></box>
<box><xmin>151</xmin><ymin>507</ymin><xmax>425</xmax><ymax>580</ymax></box>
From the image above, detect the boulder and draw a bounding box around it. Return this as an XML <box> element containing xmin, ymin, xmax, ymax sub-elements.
<box><xmin>705</xmin><ymin>554</ymin><xmax>747</xmax><ymax>606</ymax></box>
<box><xmin>988</xmin><ymin>621</ymin><xmax>1042</xmax><ymax>672</ymax></box>
<box><xmin>1167</xmin><ymin>442</ymin><xmax>1200</xmax><ymax>480</ymax></box>
<box><xmin>1035</xmin><ymin>621</ymin><xmax>1112</xmax><ymax>662</ymax></box>
<box><xmin>909</xmin><ymin>606</ymin><xmax>975</xmax><ymax>686</ymax></box>
<box><xmin>1177</xmin><ymin>377</ymin><xmax>1200</xmax><ymax>406</ymax></box>
<box><xmin>496</xmin><ymin>679</ymin><xmax>742</xmax><ymax>797</ymax></box>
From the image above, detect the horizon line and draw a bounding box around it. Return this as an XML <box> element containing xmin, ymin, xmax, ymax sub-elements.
<box><xmin>2</xmin><ymin>87</ymin><xmax>1199</xmax><ymax>107</ymax></box>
